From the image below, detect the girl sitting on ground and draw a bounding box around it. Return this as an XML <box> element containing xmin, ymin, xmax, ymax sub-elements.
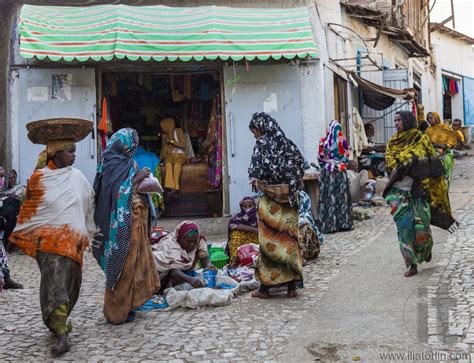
<box><xmin>153</xmin><ymin>221</ymin><xmax>212</xmax><ymax>289</ymax></box>
<box><xmin>227</xmin><ymin>197</ymin><xmax>258</xmax><ymax>265</ymax></box>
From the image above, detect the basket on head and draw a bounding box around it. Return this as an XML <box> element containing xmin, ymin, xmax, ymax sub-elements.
<box><xmin>26</xmin><ymin>118</ymin><xmax>93</xmax><ymax>145</ymax></box>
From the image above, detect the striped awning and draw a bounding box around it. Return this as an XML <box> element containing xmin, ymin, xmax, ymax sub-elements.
<box><xmin>18</xmin><ymin>5</ymin><xmax>318</xmax><ymax>62</ymax></box>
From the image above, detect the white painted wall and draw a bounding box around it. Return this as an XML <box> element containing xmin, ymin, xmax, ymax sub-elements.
<box><xmin>299</xmin><ymin>61</ymin><xmax>325</xmax><ymax>162</ymax></box>
<box><xmin>409</xmin><ymin>58</ymin><xmax>438</xmax><ymax>113</ymax></box>
<box><xmin>432</xmin><ymin>31</ymin><xmax>474</xmax><ymax>78</ymax></box>
<box><xmin>432</xmin><ymin>30</ymin><xmax>474</xmax><ymax>118</ymax></box>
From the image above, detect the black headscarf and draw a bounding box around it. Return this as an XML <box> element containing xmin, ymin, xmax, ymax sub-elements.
<box><xmin>248</xmin><ymin>112</ymin><xmax>304</xmax><ymax>207</ymax></box>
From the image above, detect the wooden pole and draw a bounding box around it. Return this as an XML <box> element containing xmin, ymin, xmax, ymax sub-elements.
<box><xmin>451</xmin><ymin>0</ymin><xmax>456</xmax><ymax>28</ymax></box>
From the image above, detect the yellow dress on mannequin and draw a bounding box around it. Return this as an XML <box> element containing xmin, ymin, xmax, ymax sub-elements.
<box><xmin>160</xmin><ymin>118</ymin><xmax>188</xmax><ymax>191</ymax></box>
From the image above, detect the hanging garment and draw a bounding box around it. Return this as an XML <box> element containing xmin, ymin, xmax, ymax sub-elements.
<box><xmin>184</xmin><ymin>75</ymin><xmax>192</xmax><ymax>99</ymax></box>
<box><xmin>98</xmin><ymin>97</ymin><xmax>111</xmax><ymax>150</ymax></box>
<box><xmin>181</xmin><ymin>119</ymin><xmax>195</xmax><ymax>159</ymax></box>
<box><xmin>171</xmin><ymin>76</ymin><xmax>184</xmax><ymax>102</ymax></box>
<box><xmin>351</xmin><ymin>107</ymin><xmax>369</xmax><ymax>158</ymax></box>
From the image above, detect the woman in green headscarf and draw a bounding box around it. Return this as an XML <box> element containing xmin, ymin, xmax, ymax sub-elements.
<box><xmin>384</xmin><ymin>111</ymin><xmax>457</xmax><ymax>277</ymax></box>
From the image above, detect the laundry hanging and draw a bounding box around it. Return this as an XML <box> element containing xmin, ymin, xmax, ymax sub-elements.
<box><xmin>443</xmin><ymin>76</ymin><xmax>459</xmax><ymax>96</ymax></box>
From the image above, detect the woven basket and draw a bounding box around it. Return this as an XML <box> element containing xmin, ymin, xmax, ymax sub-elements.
<box><xmin>26</xmin><ymin>118</ymin><xmax>93</xmax><ymax>145</ymax></box>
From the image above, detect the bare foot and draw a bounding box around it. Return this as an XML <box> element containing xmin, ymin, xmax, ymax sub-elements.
<box><xmin>252</xmin><ymin>290</ymin><xmax>271</xmax><ymax>299</ymax></box>
<box><xmin>3</xmin><ymin>277</ymin><xmax>23</xmax><ymax>289</ymax></box>
<box><xmin>426</xmin><ymin>252</ymin><xmax>432</xmax><ymax>263</ymax></box>
<box><xmin>51</xmin><ymin>335</ymin><xmax>70</xmax><ymax>357</ymax></box>
<box><xmin>404</xmin><ymin>265</ymin><xmax>418</xmax><ymax>277</ymax></box>
<box><xmin>288</xmin><ymin>290</ymin><xmax>298</xmax><ymax>298</ymax></box>
<box><xmin>66</xmin><ymin>321</ymin><xmax>73</xmax><ymax>335</ymax></box>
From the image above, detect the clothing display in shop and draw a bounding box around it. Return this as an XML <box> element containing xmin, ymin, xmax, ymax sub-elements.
<box><xmin>98</xmin><ymin>97</ymin><xmax>113</xmax><ymax>150</ymax></box>
<box><xmin>171</xmin><ymin>75</ymin><xmax>192</xmax><ymax>102</ymax></box>
<box><xmin>181</xmin><ymin>119</ymin><xmax>196</xmax><ymax>159</ymax></box>
<box><xmin>443</xmin><ymin>77</ymin><xmax>459</xmax><ymax>96</ymax></box>
<box><xmin>205</xmin><ymin>96</ymin><xmax>223</xmax><ymax>188</ymax></box>
<box><xmin>101</xmin><ymin>71</ymin><xmax>223</xmax><ymax>218</ymax></box>
<box><xmin>160</xmin><ymin>118</ymin><xmax>188</xmax><ymax>191</ymax></box>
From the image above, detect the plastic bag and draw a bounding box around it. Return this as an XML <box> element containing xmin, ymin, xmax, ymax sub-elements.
<box><xmin>137</xmin><ymin>175</ymin><xmax>163</xmax><ymax>194</ymax></box>
<box><xmin>237</xmin><ymin>243</ymin><xmax>259</xmax><ymax>266</ymax></box>
<box><xmin>165</xmin><ymin>276</ymin><xmax>239</xmax><ymax>310</ymax></box>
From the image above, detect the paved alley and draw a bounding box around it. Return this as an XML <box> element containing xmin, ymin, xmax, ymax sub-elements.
<box><xmin>1</xmin><ymin>156</ymin><xmax>474</xmax><ymax>362</ymax></box>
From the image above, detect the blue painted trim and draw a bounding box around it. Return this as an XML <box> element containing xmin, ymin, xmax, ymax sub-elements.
<box><xmin>356</xmin><ymin>46</ymin><xmax>366</xmax><ymax>116</ymax></box>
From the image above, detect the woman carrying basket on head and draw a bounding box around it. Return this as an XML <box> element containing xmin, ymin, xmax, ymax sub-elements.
<box><xmin>9</xmin><ymin>119</ymin><xmax>97</xmax><ymax>357</ymax></box>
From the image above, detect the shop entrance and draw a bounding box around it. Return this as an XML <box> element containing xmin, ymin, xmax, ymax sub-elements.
<box><xmin>100</xmin><ymin>70</ymin><xmax>223</xmax><ymax>218</ymax></box>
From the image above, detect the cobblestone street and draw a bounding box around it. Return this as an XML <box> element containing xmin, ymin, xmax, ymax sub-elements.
<box><xmin>1</xmin><ymin>156</ymin><xmax>474</xmax><ymax>362</ymax></box>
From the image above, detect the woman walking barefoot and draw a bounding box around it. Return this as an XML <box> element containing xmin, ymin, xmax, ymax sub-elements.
<box><xmin>384</xmin><ymin>111</ymin><xmax>457</xmax><ymax>277</ymax></box>
<box><xmin>10</xmin><ymin>133</ymin><xmax>96</xmax><ymax>357</ymax></box>
<box><xmin>247</xmin><ymin>112</ymin><xmax>305</xmax><ymax>299</ymax></box>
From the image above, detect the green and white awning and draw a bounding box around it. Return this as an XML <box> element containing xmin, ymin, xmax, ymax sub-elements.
<box><xmin>18</xmin><ymin>4</ymin><xmax>318</xmax><ymax>62</ymax></box>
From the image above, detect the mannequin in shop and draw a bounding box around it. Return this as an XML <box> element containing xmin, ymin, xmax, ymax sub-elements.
<box><xmin>160</xmin><ymin>118</ymin><xmax>188</xmax><ymax>196</ymax></box>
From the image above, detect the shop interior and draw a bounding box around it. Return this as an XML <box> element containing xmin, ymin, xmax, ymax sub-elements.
<box><xmin>101</xmin><ymin>70</ymin><xmax>223</xmax><ymax>218</ymax></box>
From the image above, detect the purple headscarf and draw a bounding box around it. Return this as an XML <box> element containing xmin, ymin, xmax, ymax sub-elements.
<box><xmin>228</xmin><ymin>197</ymin><xmax>258</xmax><ymax>236</ymax></box>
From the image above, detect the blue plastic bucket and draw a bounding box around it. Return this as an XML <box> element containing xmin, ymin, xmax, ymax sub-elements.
<box><xmin>202</xmin><ymin>269</ymin><xmax>217</xmax><ymax>288</ymax></box>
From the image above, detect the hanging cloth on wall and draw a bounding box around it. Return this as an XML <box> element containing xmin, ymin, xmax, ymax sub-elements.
<box><xmin>443</xmin><ymin>76</ymin><xmax>459</xmax><ymax>96</ymax></box>
<box><xmin>205</xmin><ymin>95</ymin><xmax>222</xmax><ymax>188</ymax></box>
<box><xmin>450</xmin><ymin>79</ymin><xmax>459</xmax><ymax>95</ymax></box>
<box><xmin>98</xmin><ymin>96</ymin><xmax>112</xmax><ymax>150</ymax></box>
<box><xmin>351</xmin><ymin>107</ymin><xmax>369</xmax><ymax>158</ymax></box>
<box><xmin>171</xmin><ymin>76</ymin><xmax>184</xmax><ymax>102</ymax></box>
<box><xmin>184</xmin><ymin>75</ymin><xmax>192</xmax><ymax>99</ymax></box>
<box><xmin>182</xmin><ymin>118</ymin><xmax>195</xmax><ymax>159</ymax></box>
<box><xmin>443</xmin><ymin>77</ymin><xmax>449</xmax><ymax>94</ymax></box>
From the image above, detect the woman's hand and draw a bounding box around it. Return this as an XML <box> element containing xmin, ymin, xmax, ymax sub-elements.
<box><xmin>134</xmin><ymin>167</ymin><xmax>150</xmax><ymax>186</ymax></box>
<box><xmin>190</xmin><ymin>277</ymin><xmax>204</xmax><ymax>288</ymax></box>
<box><xmin>229</xmin><ymin>223</ymin><xmax>237</xmax><ymax>231</ymax></box>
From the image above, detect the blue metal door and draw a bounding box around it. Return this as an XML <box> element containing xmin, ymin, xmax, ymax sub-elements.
<box><xmin>463</xmin><ymin>76</ymin><xmax>474</xmax><ymax>133</ymax></box>
<box><xmin>223</xmin><ymin>64</ymin><xmax>303</xmax><ymax>214</ymax></box>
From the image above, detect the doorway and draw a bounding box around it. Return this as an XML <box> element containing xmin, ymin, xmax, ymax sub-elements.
<box><xmin>99</xmin><ymin>70</ymin><xmax>224</xmax><ymax>218</ymax></box>
<box><xmin>334</xmin><ymin>74</ymin><xmax>349</xmax><ymax>143</ymax></box>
